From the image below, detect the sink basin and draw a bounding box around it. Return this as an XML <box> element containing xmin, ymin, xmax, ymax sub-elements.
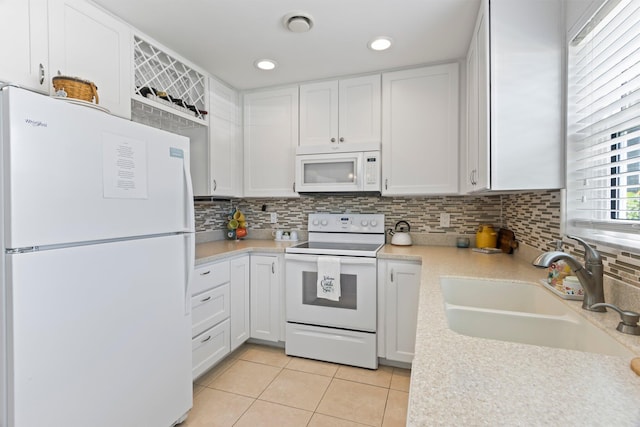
<box><xmin>440</xmin><ymin>277</ymin><xmax>633</xmax><ymax>358</ymax></box>
<box><xmin>440</xmin><ymin>277</ymin><xmax>568</xmax><ymax>315</ymax></box>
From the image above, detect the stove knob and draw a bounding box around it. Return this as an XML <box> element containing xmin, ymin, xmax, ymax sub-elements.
<box><xmin>370</xmin><ymin>220</ymin><xmax>378</xmax><ymax>227</ymax></box>
<box><xmin>320</xmin><ymin>220</ymin><xmax>328</xmax><ymax>226</ymax></box>
<box><xmin>312</xmin><ymin>219</ymin><xmax>319</xmax><ymax>226</ymax></box>
<box><xmin>360</xmin><ymin>220</ymin><xmax>368</xmax><ymax>227</ymax></box>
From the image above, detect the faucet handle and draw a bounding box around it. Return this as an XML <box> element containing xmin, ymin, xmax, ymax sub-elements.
<box><xmin>566</xmin><ymin>235</ymin><xmax>602</xmax><ymax>263</ymax></box>
<box><xmin>590</xmin><ymin>303</ymin><xmax>640</xmax><ymax>336</ymax></box>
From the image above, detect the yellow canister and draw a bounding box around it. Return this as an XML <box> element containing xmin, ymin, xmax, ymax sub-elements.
<box><xmin>476</xmin><ymin>224</ymin><xmax>498</xmax><ymax>248</ymax></box>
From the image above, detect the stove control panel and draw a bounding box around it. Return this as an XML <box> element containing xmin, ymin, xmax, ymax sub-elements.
<box><xmin>308</xmin><ymin>213</ymin><xmax>385</xmax><ymax>234</ymax></box>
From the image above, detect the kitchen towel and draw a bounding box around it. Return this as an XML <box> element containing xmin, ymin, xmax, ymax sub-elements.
<box><xmin>317</xmin><ymin>256</ymin><xmax>341</xmax><ymax>301</ymax></box>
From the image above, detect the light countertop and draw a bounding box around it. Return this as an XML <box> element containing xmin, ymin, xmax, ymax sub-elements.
<box><xmin>196</xmin><ymin>239</ymin><xmax>640</xmax><ymax>425</ymax></box>
<box><xmin>195</xmin><ymin>239</ymin><xmax>298</xmax><ymax>265</ymax></box>
<box><xmin>378</xmin><ymin>245</ymin><xmax>640</xmax><ymax>426</ymax></box>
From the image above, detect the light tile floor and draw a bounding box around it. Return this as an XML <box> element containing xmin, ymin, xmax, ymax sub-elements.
<box><xmin>186</xmin><ymin>343</ymin><xmax>410</xmax><ymax>427</ymax></box>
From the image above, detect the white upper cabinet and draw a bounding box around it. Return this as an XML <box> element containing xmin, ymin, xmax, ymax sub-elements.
<box><xmin>463</xmin><ymin>0</ymin><xmax>563</xmax><ymax>193</ymax></box>
<box><xmin>299</xmin><ymin>75</ymin><xmax>381</xmax><ymax>151</ymax></box>
<box><xmin>0</xmin><ymin>0</ymin><xmax>49</xmax><ymax>92</ymax></box>
<box><xmin>464</xmin><ymin>1</ymin><xmax>490</xmax><ymax>193</ymax></box>
<box><xmin>49</xmin><ymin>0</ymin><xmax>132</xmax><ymax>118</ymax></box>
<box><xmin>243</xmin><ymin>87</ymin><xmax>299</xmax><ymax>198</ymax></box>
<box><xmin>382</xmin><ymin>64</ymin><xmax>459</xmax><ymax>196</ymax></box>
<box><xmin>209</xmin><ymin>78</ymin><xmax>242</xmax><ymax>197</ymax></box>
<box><xmin>190</xmin><ymin>78</ymin><xmax>241</xmax><ymax>197</ymax></box>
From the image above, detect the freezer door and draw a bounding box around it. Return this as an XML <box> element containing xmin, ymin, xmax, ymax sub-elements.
<box><xmin>1</xmin><ymin>87</ymin><xmax>194</xmax><ymax>249</ymax></box>
<box><xmin>4</xmin><ymin>234</ymin><xmax>193</xmax><ymax>427</ymax></box>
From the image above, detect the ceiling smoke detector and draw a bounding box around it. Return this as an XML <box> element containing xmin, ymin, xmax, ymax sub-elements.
<box><xmin>283</xmin><ymin>12</ymin><xmax>314</xmax><ymax>33</ymax></box>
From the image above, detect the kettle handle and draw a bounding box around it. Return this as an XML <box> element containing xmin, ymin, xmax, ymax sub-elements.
<box><xmin>395</xmin><ymin>220</ymin><xmax>410</xmax><ymax>232</ymax></box>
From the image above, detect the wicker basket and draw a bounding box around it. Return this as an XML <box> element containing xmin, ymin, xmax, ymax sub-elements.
<box><xmin>52</xmin><ymin>76</ymin><xmax>99</xmax><ymax>104</ymax></box>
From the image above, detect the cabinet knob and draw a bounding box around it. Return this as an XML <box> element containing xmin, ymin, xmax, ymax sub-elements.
<box><xmin>213</xmin><ymin>179</ymin><xmax>217</xmax><ymax>191</ymax></box>
<box><xmin>272</xmin><ymin>262</ymin><xmax>275</xmax><ymax>274</ymax></box>
<box><xmin>200</xmin><ymin>270</ymin><xmax>211</xmax><ymax>276</ymax></box>
<box><xmin>200</xmin><ymin>296</ymin><xmax>212</xmax><ymax>302</ymax></box>
<box><xmin>385</xmin><ymin>178</ymin><xmax>388</xmax><ymax>190</ymax></box>
<box><xmin>339</xmin><ymin>137</ymin><xmax>344</xmax><ymax>142</ymax></box>
<box><xmin>330</xmin><ymin>137</ymin><xmax>336</xmax><ymax>143</ymax></box>
<box><xmin>390</xmin><ymin>269</ymin><xmax>395</xmax><ymax>282</ymax></box>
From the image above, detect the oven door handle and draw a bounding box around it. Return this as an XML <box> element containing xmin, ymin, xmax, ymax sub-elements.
<box><xmin>284</xmin><ymin>253</ymin><xmax>377</xmax><ymax>266</ymax></box>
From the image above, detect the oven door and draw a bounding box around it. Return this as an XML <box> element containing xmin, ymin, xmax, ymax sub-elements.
<box><xmin>285</xmin><ymin>253</ymin><xmax>376</xmax><ymax>332</ymax></box>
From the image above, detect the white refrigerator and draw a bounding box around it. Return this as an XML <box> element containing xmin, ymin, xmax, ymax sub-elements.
<box><xmin>0</xmin><ymin>86</ymin><xmax>194</xmax><ymax>427</ymax></box>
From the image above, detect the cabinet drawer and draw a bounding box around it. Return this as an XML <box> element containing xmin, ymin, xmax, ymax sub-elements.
<box><xmin>192</xmin><ymin>319</ymin><xmax>230</xmax><ymax>380</ymax></box>
<box><xmin>192</xmin><ymin>260</ymin><xmax>230</xmax><ymax>295</ymax></box>
<box><xmin>192</xmin><ymin>283</ymin><xmax>230</xmax><ymax>337</ymax></box>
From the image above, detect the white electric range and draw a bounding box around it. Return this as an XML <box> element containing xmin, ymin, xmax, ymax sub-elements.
<box><xmin>284</xmin><ymin>213</ymin><xmax>385</xmax><ymax>369</ymax></box>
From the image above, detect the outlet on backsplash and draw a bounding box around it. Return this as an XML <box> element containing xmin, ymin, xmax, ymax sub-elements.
<box><xmin>440</xmin><ymin>213</ymin><xmax>450</xmax><ymax>228</ymax></box>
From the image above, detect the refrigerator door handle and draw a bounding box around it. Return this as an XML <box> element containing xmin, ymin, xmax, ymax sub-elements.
<box><xmin>184</xmin><ymin>233</ymin><xmax>195</xmax><ymax>315</ymax></box>
<box><xmin>183</xmin><ymin>158</ymin><xmax>195</xmax><ymax>233</ymax></box>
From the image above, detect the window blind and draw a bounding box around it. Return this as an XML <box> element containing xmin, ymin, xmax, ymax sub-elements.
<box><xmin>566</xmin><ymin>0</ymin><xmax>640</xmax><ymax>247</ymax></box>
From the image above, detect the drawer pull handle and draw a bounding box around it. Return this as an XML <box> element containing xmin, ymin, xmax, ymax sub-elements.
<box><xmin>201</xmin><ymin>335</ymin><xmax>212</xmax><ymax>343</ymax></box>
<box><xmin>200</xmin><ymin>296</ymin><xmax>212</xmax><ymax>302</ymax></box>
<box><xmin>200</xmin><ymin>270</ymin><xmax>211</xmax><ymax>276</ymax></box>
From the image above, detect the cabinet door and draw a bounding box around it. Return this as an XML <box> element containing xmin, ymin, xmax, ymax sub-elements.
<box><xmin>208</xmin><ymin>78</ymin><xmax>242</xmax><ymax>197</ymax></box>
<box><xmin>250</xmin><ymin>255</ymin><xmax>281</xmax><ymax>342</ymax></box>
<box><xmin>489</xmin><ymin>0</ymin><xmax>562</xmax><ymax>190</ymax></box>
<box><xmin>243</xmin><ymin>87</ymin><xmax>299</xmax><ymax>197</ymax></box>
<box><xmin>0</xmin><ymin>0</ymin><xmax>49</xmax><ymax>92</ymax></box>
<box><xmin>475</xmin><ymin>1</ymin><xmax>490</xmax><ymax>191</ymax></box>
<box><xmin>230</xmin><ymin>256</ymin><xmax>250</xmax><ymax>351</ymax></box>
<box><xmin>48</xmin><ymin>0</ymin><xmax>132</xmax><ymax>118</ymax></box>
<box><xmin>464</xmin><ymin>30</ymin><xmax>479</xmax><ymax>194</ymax></box>
<box><xmin>192</xmin><ymin>319</ymin><xmax>230</xmax><ymax>380</ymax></box>
<box><xmin>299</xmin><ymin>80</ymin><xmax>338</xmax><ymax>146</ymax></box>
<box><xmin>465</xmin><ymin>5</ymin><xmax>490</xmax><ymax>194</ymax></box>
<box><xmin>385</xmin><ymin>261</ymin><xmax>421</xmax><ymax>363</ymax></box>
<box><xmin>191</xmin><ymin>283</ymin><xmax>230</xmax><ymax>338</ymax></box>
<box><xmin>339</xmin><ymin>75</ymin><xmax>381</xmax><ymax>145</ymax></box>
<box><xmin>382</xmin><ymin>64</ymin><xmax>459</xmax><ymax>195</ymax></box>
<box><xmin>192</xmin><ymin>260</ymin><xmax>230</xmax><ymax>296</ymax></box>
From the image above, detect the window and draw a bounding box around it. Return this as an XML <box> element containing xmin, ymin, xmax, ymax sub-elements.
<box><xmin>566</xmin><ymin>0</ymin><xmax>640</xmax><ymax>248</ymax></box>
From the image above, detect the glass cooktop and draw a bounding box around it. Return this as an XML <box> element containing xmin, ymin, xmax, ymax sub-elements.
<box><xmin>286</xmin><ymin>241</ymin><xmax>383</xmax><ymax>257</ymax></box>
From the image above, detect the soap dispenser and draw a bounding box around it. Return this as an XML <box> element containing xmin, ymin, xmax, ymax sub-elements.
<box><xmin>546</xmin><ymin>240</ymin><xmax>571</xmax><ymax>286</ymax></box>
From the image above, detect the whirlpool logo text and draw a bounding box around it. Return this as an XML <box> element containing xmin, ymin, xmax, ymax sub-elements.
<box><xmin>24</xmin><ymin>118</ymin><xmax>47</xmax><ymax>127</ymax></box>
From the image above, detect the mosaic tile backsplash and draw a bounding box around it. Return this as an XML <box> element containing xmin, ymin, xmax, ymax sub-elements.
<box><xmin>196</xmin><ymin>190</ymin><xmax>640</xmax><ymax>290</ymax></box>
<box><xmin>196</xmin><ymin>194</ymin><xmax>503</xmax><ymax>236</ymax></box>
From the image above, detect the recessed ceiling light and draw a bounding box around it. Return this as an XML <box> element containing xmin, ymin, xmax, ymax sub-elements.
<box><xmin>369</xmin><ymin>37</ymin><xmax>393</xmax><ymax>51</ymax></box>
<box><xmin>254</xmin><ymin>59</ymin><xmax>277</xmax><ymax>71</ymax></box>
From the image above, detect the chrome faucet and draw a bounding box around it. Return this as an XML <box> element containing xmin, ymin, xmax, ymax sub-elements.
<box><xmin>533</xmin><ymin>235</ymin><xmax>606</xmax><ymax>312</ymax></box>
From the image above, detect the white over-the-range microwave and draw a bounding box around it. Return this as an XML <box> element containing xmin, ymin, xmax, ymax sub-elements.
<box><xmin>295</xmin><ymin>143</ymin><xmax>381</xmax><ymax>193</ymax></box>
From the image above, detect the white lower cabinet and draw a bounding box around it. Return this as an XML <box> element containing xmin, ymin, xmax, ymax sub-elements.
<box><xmin>191</xmin><ymin>283</ymin><xmax>230</xmax><ymax>338</ymax></box>
<box><xmin>378</xmin><ymin>259</ymin><xmax>422</xmax><ymax>363</ymax></box>
<box><xmin>192</xmin><ymin>319</ymin><xmax>230</xmax><ymax>380</ymax></box>
<box><xmin>230</xmin><ymin>256</ymin><xmax>250</xmax><ymax>351</ymax></box>
<box><xmin>191</xmin><ymin>259</ymin><xmax>231</xmax><ymax>379</ymax></box>
<box><xmin>250</xmin><ymin>254</ymin><xmax>282</xmax><ymax>342</ymax></box>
